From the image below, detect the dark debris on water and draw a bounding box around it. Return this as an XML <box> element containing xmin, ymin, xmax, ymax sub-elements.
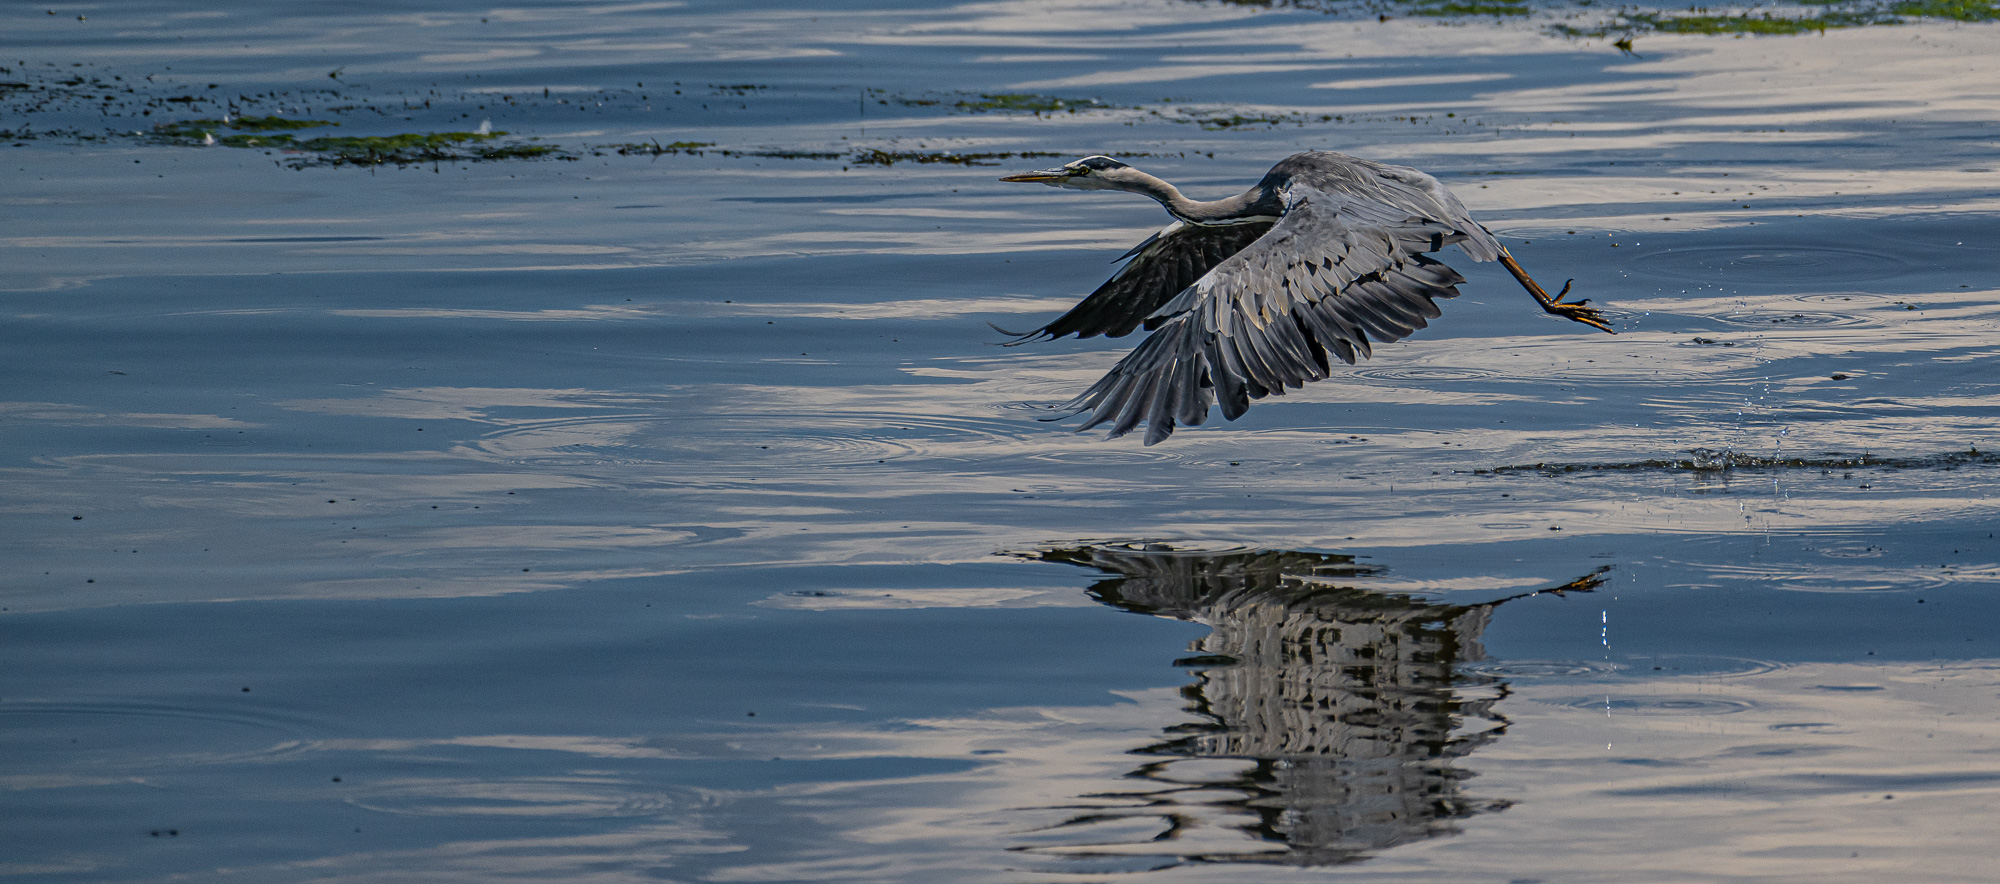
<box><xmin>1477</xmin><ymin>448</ymin><xmax>1998</xmax><ymax>476</ymax></box>
<box><xmin>1191</xmin><ymin>0</ymin><xmax>2000</xmax><ymax>37</ymax></box>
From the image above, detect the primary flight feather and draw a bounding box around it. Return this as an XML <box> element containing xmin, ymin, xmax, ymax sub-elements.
<box><xmin>999</xmin><ymin>151</ymin><xmax>1612</xmax><ymax>445</ymax></box>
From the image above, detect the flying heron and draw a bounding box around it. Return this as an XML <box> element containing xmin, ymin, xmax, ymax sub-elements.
<box><xmin>998</xmin><ymin>152</ymin><xmax>1613</xmax><ymax>445</ymax></box>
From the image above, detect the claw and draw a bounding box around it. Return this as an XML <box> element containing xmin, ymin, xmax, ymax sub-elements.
<box><xmin>1498</xmin><ymin>249</ymin><xmax>1615</xmax><ymax>334</ymax></box>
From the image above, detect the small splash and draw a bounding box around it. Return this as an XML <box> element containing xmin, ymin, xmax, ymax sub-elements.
<box><xmin>1688</xmin><ymin>447</ymin><xmax>1734</xmax><ymax>471</ymax></box>
<box><xmin>475</xmin><ymin>118</ymin><xmax>492</xmax><ymax>135</ymax></box>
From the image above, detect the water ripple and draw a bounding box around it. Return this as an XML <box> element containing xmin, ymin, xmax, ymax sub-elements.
<box><xmin>473</xmin><ymin>411</ymin><xmax>1034</xmax><ymax>469</ymax></box>
<box><xmin>1712</xmin><ymin>310</ymin><xmax>1873</xmax><ymax>329</ymax></box>
<box><xmin>0</xmin><ymin>699</ymin><xmax>314</xmax><ymax>771</ymax></box>
<box><xmin>1631</xmin><ymin>246</ymin><xmax>1914</xmax><ymax>284</ymax></box>
<box><xmin>1557</xmin><ymin>695</ymin><xmax>1759</xmax><ymax>716</ymax></box>
<box><xmin>347</xmin><ymin>777</ymin><xmax>711</xmax><ymax>819</ymax></box>
<box><xmin>1463</xmin><ymin>659</ymin><xmax>1624</xmax><ymax>678</ymax></box>
<box><xmin>1621</xmin><ymin>655</ymin><xmax>1789</xmax><ymax>678</ymax></box>
<box><xmin>1347</xmin><ymin>366</ymin><xmax>1502</xmax><ymax>382</ymax></box>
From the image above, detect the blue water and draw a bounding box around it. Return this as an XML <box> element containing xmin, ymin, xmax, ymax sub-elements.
<box><xmin>5</xmin><ymin>2</ymin><xmax>2000</xmax><ymax>880</ymax></box>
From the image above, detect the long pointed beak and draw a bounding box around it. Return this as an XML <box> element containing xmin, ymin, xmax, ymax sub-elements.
<box><xmin>999</xmin><ymin>168</ymin><xmax>1069</xmax><ymax>183</ymax></box>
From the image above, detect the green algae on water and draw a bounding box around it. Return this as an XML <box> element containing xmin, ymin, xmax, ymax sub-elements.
<box><xmin>152</xmin><ymin>116</ymin><xmax>566</xmax><ymax>167</ymax></box>
<box><xmin>1480</xmin><ymin>447</ymin><xmax>2000</xmax><ymax>476</ymax></box>
<box><xmin>595</xmin><ymin>143</ymin><xmax>1062</xmax><ymax>165</ymax></box>
<box><xmin>289</xmin><ymin>132</ymin><xmax>562</xmax><ymax>167</ymax></box>
<box><xmin>1887</xmin><ymin>0</ymin><xmax>2000</xmax><ymax>19</ymax></box>
<box><xmin>1410</xmin><ymin>0</ymin><xmax>1532</xmax><ymax>16</ymax></box>
<box><xmin>1585</xmin><ymin>8</ymin><xmax>1889</xmax><ymax>35</ymax></box>
<box><xmin>1544</xmin><ymin>0</ymin><xmax>1995</xmax><ymax>34</ymax></box>
<box><xmin>153</xmin><ymin>116</ymin><xmax>337</xmax><ymax>140</ymax></box>
<box><xmin>849</xmin><ymin>149</ymin><xmax>1065</xmax><ymax>167</ymax></box>
<box><xmin>589</xmin><ymin>143</ymin><xmax>1156</xmax><ymax>167</ymax></box>
<box><xmin>1181</xmin><ymin>0</ymin><xmax>2000</xmax><ymax>36</ymax></box>
<box><xmin>218</xmin><ymin>115</ymin><xmax>336</xmax><ymax>131</ymax></box>
<box><xmin>953</xmin><ymin>93</ymin><xmax>1109</xmax><ymax>114</ymax></box>
<box><xmin>601</xmin><ymin>140</ymin><xmax>717</xmax><ymax>156</ymax></box>
<box><xmin>1187</xmin><ymin>113</ymin><xmax>1296</xmax><ymax>129</ymax></box>
<box><xmin>596</xmin><ymin>141</ymin><xmax>840</xmax><ymax>160</ymax></box>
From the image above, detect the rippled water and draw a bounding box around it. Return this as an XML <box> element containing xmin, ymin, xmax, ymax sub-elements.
<box><xmin>5</xmin><ymin>1</ymin><xmax>2000</xmax><ymax>881</ymax></box>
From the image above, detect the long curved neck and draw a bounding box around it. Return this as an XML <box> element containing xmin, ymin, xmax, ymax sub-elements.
<box><xmin>1119</xmin><ymin>170</ymin><xmax>1273</xmax><ymax>224</ymax></box>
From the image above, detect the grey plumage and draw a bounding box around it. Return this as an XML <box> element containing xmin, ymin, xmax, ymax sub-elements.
<box><xmin>999</xmin><ymin>151</ymin><xmax>1610</xmax><ymax>445</ymax></box>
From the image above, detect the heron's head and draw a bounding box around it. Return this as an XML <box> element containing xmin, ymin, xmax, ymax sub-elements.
<box><xmin>999</xmin><ymin>155</ymin><xmax>1140</xmax><ymax>192</ymax></box>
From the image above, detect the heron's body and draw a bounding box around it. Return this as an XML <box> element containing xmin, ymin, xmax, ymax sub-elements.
<box><xmin>999</xmin><ymin>152</ymin><xmax>1611</xmax><ymax>444</ymax></box>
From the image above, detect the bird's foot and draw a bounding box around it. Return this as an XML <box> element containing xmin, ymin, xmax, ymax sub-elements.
<box><xmin>1539</xmin><ymin>280</ymin><xmax>1615</xmax><ymax>334</ymax></box>
<box><xmin>1497</xmin><ymin>250</ymin><xmax>1615</xmax><ymax>335</ymax></box>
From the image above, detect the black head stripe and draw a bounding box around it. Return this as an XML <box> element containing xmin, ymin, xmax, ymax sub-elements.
<box><xmin>1070</xmin><ymin>155</ymin><xmax>1128</xmax><ymax>172</ymax></box>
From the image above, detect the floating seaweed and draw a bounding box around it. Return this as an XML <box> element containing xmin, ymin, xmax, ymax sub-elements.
<box><xmin>1477</xmin><ymin>448</ymin><xmax>1997</xmax><ymax>476</ymax></box>
<box><xmin>599</xmin><ymin>140</ymin><xmax>718</xmax><ymax>156</ymax></box>
<box><xmin>848</xmin><ymin>149</ymin><xmax>1066</xmax><ymax>167</ymax></box>
<box><xmin>283</xmin><ymin>132</ymin><xmax>564</xmax><ymax>167</ymax></box>
<box><xmin>594</xmin><ymin>143</ymin><xmax>1077</xmax><ymax>166</ymax></box>
<box><xmin>1410</xmin><ymin>0</ymin><xmax>1533</xmax><ymax>15</ymax></box>
<box><xmin>1183</xmin><ymin>0</ymin><xmax>2000</xmax><ymax>37</ymax></box>
<box><xmin>953</xmin><ymin>93</ymin><xmax>1113</xmax><ymax>114</ymax></box>
<box><xmin>150</xmin><ymin>115</ymin><xmax>566</xmax><ymax>167</ymax></box>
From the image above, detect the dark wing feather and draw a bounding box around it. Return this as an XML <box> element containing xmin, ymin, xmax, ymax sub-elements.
<box><xmin>1063</xmin><ymin>184</ymin><xmax>1472</xmax><ymax>445</ymax></box>
<box><xmin>1013</xmin><ymin>219</ymin><xmax>1274</xmax><ymax>342</ymax></box>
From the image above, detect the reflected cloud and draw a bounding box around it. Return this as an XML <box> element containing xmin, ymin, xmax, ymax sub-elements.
<box><xmin>1010</xmin><ymin>63</ymin><xmax>1349</xmax><ymax>89</ymax></box>
<box><xmin>0</xmin><ymin>401</ymin><xmax>256</xmax><ymax>430</ymax></box>
<box><xmin>1015</xmin><ymin>543</ymin><xmax>1608</xmax><ymax>867</ymax></box>
<box><xmin>1311</xmin><ymin>72</ymin><xmax>1511</xmax><ymax>90</ymax></box>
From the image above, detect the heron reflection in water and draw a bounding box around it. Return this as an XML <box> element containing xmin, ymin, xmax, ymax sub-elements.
<box><xmin>1018</xmin><ymin>544</ymin><xmax>1609</xmax><ymax>867</ymax></box>
<box><xmin>999</xmin><ymin>153</ymin><xmax>1615</xmax><ymax>444</ymax></box>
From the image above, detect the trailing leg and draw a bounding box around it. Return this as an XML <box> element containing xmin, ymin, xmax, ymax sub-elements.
<box><xmin>1497</xmin><ymin>247</ymin><xmax>1614</xmax><ymax>334</ymax></box>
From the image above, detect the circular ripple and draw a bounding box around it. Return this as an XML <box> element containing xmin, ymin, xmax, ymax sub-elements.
<box><xmin>0</xmin><ymin>700</ymin><xmax>311</xmax><ymax>771</ymax></box>
<box><xmin>1023</xmin><ymin>449</ymin><xmax>1178</xmax><ymax>466</ymax></box>
<box><xmin>1631</xmin><ymin>246</ymin><xmax>1913</xmax><ymax>284</ymax></box>
<box><xmin>1347</xmin><ymin>366</ymin><xmax>1500</xmax><ymax>382</ymax></box>
<box><xmin>1463</xmin><ymin>659</ymin><xmax>1624</xmax><ymax>678</ymax></box>
<box><xmin>1558</xmin><ymin>695</ymin><xmax>1757</xmax><ymax>716</ymax></box>
<box><xmin>1624</xmin><ymin>655</ymin><xmax>1787</xmax><ymax>677</ymax></box>
<box><xmin>1712</xmin><ymin>310</ymin><xmax>1871</xmax><ymax>329</ymax></box>
<box><xmin>348</xmin><ymin>778</ymin><xmax>707</xmax><ymax>819</ymax></box>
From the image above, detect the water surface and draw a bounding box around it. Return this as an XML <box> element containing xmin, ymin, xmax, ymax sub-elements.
<box><xmin>4</xmin><ymin>2</ymin><xmax>2000</xmax><ymax>881</ymax></box>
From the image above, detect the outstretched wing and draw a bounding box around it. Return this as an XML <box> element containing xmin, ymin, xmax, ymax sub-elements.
<box><xmin>1009</xmin><ymin>219</ymin><xmax>1274</xmax><ymax>342</ymax></box>
<box><xmin>1062</xmin><ymin>185</ymin><xmax>1474</xmax><ymax>445</ymax></box>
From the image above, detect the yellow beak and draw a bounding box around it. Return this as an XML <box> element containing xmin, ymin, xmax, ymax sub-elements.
<box><xmin>999</xmin><ymin>169</ymin><xmax>1069</xmax><ymax>182</ymax></box>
